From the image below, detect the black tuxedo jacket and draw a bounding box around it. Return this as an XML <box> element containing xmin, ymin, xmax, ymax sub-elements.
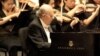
<box><xmin>27</xmin><ymin>16</ymin><xmax>60</xmax><ymax>56</ymax></box>
<box><xmin>28</xmin><ymin>17</ymin><xmax>51</xmax><ymax>48</ymax></box>
<box><xmin>27</xmin><ymin>16</ymin><xmax>62</xmax><ymax>48</ymax></box>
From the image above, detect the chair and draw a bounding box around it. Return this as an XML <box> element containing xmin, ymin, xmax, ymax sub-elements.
<box><xmin>0</xmin><ymin>48</ymin><xmax>8</xmax><ymax>56</ymax></box>
<box><xmin>19</xmin><ymin>27</ymin><xmax>28</xmax><ymax>56</ymax></box>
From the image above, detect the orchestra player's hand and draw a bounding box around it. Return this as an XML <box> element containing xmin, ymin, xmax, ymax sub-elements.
<box><xmin>75</xmin><ymin>4</ymin><xmax>86</xmax><ymax>13</ymax></box>
<box><xmin>10</xmin><ymin>12</ymin><xmax>21</xmax><ymax>18</ymax></box>
<box><xmin>55</xmin><ymin>16</ymin><xmax>63</xmax><ymax>23</ymax></box>
<box><xmin>76</xmin><ymin>4</ymin><xmax>86</xmax><ymax>9</ymax></box>
<box><xmin>7</xmin><ymin>4</ymin><xmax>21</xmax><ymax>16</ymax></box>
<box><xmin>70</xmin><ymin>17</ymin><xmax>80</xmax><ymax>29</ymax></box>
<box><xmin>92</xmin><ymin>5</ymin><xmax>100</xmax><ymax>16</ymax></box>
<box><xmin>6</xmin><ymin>11</ymin><xmax>20</xmax><ymax>21</ymax></box>
<box><xmin>55</xmin><ymin>14</ymin><xmax>72</xmax><ymax>23</ymax></box>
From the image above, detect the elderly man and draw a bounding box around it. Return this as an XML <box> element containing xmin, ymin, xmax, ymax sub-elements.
<box><xmin>27</xmin><ymin>4</ymin><xmax>56</xmax><ymax>56</ymax></box>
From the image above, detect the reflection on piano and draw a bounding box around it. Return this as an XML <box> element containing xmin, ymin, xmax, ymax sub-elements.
<box><xmin>39</xmin><ymin>32</ymin><xmax>100</xmax><ymax>56</ymax></box>
<box><xmin>49</xmin><ymin>32</ymin><xmax>94</xmax><ymax>56</ymax></box>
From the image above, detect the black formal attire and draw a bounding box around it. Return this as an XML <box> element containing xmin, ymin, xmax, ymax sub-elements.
<box><xmin>77</xmin><ymin>9</ymin><xmax>100</xmax><ymax>32</ymax></box>
<box><xmin>26</xmin><ymin>16</ymin><xmax>59</xmax><ymax>56</ymax></box>
<box><xmin>0</xmin><ymin>8</ymin><xmax>33</xmax><ymax>56</ymax></box>
<box><xmin>54</xmin><ymin>6</ymin><xmax>80</xmax><ymax>32</ymax></box>
<box><xmin>0</xmin><ymin>9</ymin><xmax>22</xmax><ymax>56</ymax></box>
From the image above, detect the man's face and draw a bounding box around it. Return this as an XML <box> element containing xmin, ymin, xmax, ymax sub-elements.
<box><xmin>46</xmin><ymin>10</ymin><xmax>54</xmax><ymax>24</ymax></box>
<box><xmin>42</xmin><ymin>9</ymin><xmax>54</xmax><ymax>25</ymax></box>
<box><xmin>64</xmin><ymin>0</ymin><xmax>75</xmax><ymax>8</ymax></box>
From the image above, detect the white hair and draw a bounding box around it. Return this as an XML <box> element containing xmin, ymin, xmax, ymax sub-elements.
<box><xmin>36</xmin><ymin>4</ymin><xmax>53</xmax><ymax>17</ymax></box>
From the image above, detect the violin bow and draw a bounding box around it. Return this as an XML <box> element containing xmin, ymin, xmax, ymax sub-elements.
<box><xmin>22</xmin><ymin>2</ymin><xmax>27</xmax><ymax>10</ymax></box>
<box><xmin>15</xmin><ymin>0</ymin><xmax>19</xmax><ymax>8</ymax></box>
<box><xmin>61</xmin><ymin>0</ymin><xmax>63</xmax><ymax>17</ymax></box>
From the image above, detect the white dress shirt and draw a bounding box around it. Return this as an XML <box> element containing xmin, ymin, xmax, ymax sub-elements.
<box><xmin>40</xmin><ymin>19</ymin><xmax>52</xmax><ymax>43</ymax></box>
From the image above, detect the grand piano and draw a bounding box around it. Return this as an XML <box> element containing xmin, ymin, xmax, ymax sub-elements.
<box><xmin>39</xmin><ymin>32</ymin><xmax>100</xmax><ymax>56</ymax></box>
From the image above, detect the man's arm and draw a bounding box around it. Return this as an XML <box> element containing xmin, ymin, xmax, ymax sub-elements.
<box><xmin>28</xmin><ymin>24</ymin><xmax>51</xmax><ymax>49</ymax></box>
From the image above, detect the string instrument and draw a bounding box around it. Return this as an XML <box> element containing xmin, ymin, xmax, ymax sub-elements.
<box><xmin>53</xmin><ymin>8</ymin><xmax>75</xmax><ymax>22</ymax></box>
<box><xmin>6</xmin><ymin>0</ymin><xmax>29</xmax><ymax>18</ymax></box>
<box><xmin>53</xmin><ymin>0</ymin><xmax>76</xmax><ymax>22</ymax></box>
<box><xmin>15</xmin><ymin>0</ymin><xmax>30</xmax><ymax>12</ymax></box>
<box><xmin>78</xmin><ymin>0</ymin><xmax>97</xmax><ymax>12</ymax></box>
<box><xmin>75</xmin><ymin>0</ymin><xmax>86</xmax><ymax>13</ymax></box>
<box><xmin>86</xmin><ymin>4</ymin><xmax>97</xmax><ymax>12</ymax></box>
<box><xmin>19</xmin><ymin>0</ymin><xmax>37</xmax><ymax>10</ymax></box>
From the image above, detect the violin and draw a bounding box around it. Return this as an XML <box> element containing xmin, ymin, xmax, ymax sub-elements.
<box><xmin>86</xmin><ymin>4</ymin><xmax>97</xmax><ymax>12</ymax></box>
<box><xmin>77</xmin><ymin>0</ymin><xmax>97</xmax><ymax>13</ymax></box>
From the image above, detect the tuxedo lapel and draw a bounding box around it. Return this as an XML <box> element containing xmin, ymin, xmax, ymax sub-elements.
<box><xmin>34</xmin><ymin>18</ymin><xmax>48</xmax><ymax>42</ymax></box>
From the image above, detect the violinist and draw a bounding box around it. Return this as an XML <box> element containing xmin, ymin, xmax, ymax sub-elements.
<box><xmin>13</xmin><ymin>0</ymin><xmax>35</xmax><ymax>30</ymax></box>
<box><xmin>38</xmin><ymin>0</ymin><xmax>79</xmax><ymax>32</ymax></box>
<box><xmin>55</xmin><ymin>0</ymin><xmax>85</xmax><ymax>32</ymax></box>
<box><xmin>78</xmin><ymin>0</ymin><xmax>100</xmax><ymax>32</ymax></box>
<box><xmin>62</xmin><ymin>0</ymin><xmax>85</xmax><ymax>17</ymax></box>
<box><xmin>17</xmin><ymin>0</ymin><xmax>35</xmax><ymax>10</ymax></box>
<box><xmin>0</xmin><ymin>0</ymin><xmax>22</xmax><ymax>56</ymax></box>
<box><xmin>60</xmin><ymin>0</ymin><xmax>100</xmax><ymax>32</ymax></box>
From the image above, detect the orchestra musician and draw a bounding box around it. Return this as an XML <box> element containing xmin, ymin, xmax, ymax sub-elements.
<box><xmin>39</xmin><ymin>0</ymin><xmax>81</xmax><ymax>32</ymax></box>
<box><xmin>14</xmin><ymin>0</ymin><xmax>35</xmax><ymax>28</ymax></box>
<box><xmin>0</xmin><ymin>0</ymin><xmax>35</xmax><ymax>56</ymax></box>
<box><xmin>27</xmin><ymin>4</ymin><xmax>58</xmax><ymax>56</ymax></box>
<box><xmin>0</xmin><ymin>0</ymin><xmax>22</xmax><ymax>56</ymax></box>
<box><xmin>55</xmin><ymin>0</ymin><xmax>99</xmax><ymax>32</ymax></box>
<box><xmin>76</xmin><ymin>0</ymin><xmax>100</xmax><ymax>32</ymax></box>
<box><xmin>54</xmin><ymin>0</ymin><xmax>85</xmax><ymax>32</ymax></box>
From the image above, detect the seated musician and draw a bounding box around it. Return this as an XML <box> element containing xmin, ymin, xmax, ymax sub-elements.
<box><xmin>0</xmin><ymin>0</ymin><xmax>22</xmax><ymax>56</ymax></box>
<box><xmin>54</xmin><ymin>0</ymin><xmax>100</xmax><ymax>32</ymax></box>
<box><xmin>79</xmin><ymin>0</ymin><xmax>100</xmax><ymax>32</ymax></box>
<box><xmin>0</xmin><ymin>0</ymin><xmax>35</xmax><ymax>56</ymax></box>
<box><xmin>38</xmin><ymin>0</ymin><xmax>80</xmax><ymax>32</ymax></box>
<box><xmin>54</xmin><ymin>0</ymin><xmax>84</xmax><ymax>32</ymax></box>
<box><xmin>27</xmin><ymin>4</ymin><xmax>60</xmax><ymax>56</ymax></box>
